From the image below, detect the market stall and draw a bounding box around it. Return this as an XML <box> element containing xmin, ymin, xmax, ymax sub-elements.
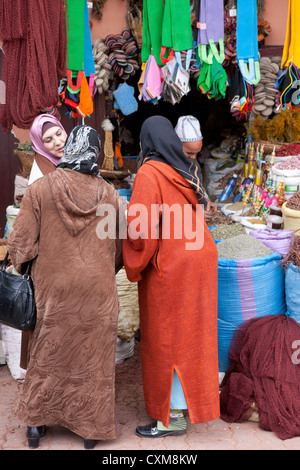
<box><xmin>1</xmin><ymin>0</ymin><xmax>300</xmax><ymax>440</ymax></box>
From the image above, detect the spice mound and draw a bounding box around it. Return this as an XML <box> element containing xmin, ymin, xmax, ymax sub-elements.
<box><xmin>217</xmin><ymin>234</ymin><xmax>273</xmax><ymax>259</ymax></box>
<box><xmin>276</xmin><ymin>156</ymin><xmax>300</xmax><ymax>170</ymax></box>
<box><xmin>286</xmin><ymin>191</ymin><xmax>300</xmax><ymax>211</ymax></box>
<box><xmin>210</xmin><ymin>223</ymin><xmax>245</xmax><ymax>240</ymax></box>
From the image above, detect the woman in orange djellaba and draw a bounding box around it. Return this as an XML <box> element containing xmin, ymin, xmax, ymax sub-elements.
<box><xmin>123</xmin><ymin>116</ymin><xmax>220</xmax><ymax>438</ymax></box>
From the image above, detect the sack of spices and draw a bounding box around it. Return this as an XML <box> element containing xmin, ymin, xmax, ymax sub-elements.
<box><xmin>282</xmin><ymin>202</ymin><xmax>300</xmax><ymax>231</ymax></box>
<box><xmin>249</xmin><ymin>229</ymin><xmax>293</xmax><ymax>258</ymax></box>
<box><xmin>217</xmin><ymin>236</ymin><xmax>286</xmax><ymax>371</ymax></box>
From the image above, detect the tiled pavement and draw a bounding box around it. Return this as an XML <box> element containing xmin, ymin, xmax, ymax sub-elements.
<box><xmin>1</xmin><ymin>342</ymin><xmax>300</xmax><ymax>451</ymax></box>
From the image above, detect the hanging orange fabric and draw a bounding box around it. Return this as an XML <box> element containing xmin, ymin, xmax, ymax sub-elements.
<box><xmin>73</xmin><ymin>73</ymin><xmax>93</xmax><ymax>118</ymax></box>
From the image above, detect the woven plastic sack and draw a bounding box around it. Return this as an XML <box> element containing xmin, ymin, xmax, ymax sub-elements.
<box><xmin>1</xmin><ymin>324</ymin><xmax>26</xmax><ymax>382</ymax></box>
<box><xmin>249</xmin><ymin>229</ymin><xmax>293</xmax><ymax>258</ymax></box>
<box><xmin>116</xmin><ymin>268</ymin><xmax>139</xmax><ymax>342</ymax></box>
<box><xmin>282</xmin><ymin>202</ymin><xmax>300</xmax><ymax>232</ymax></box>
<box><xmin>218</xmin><ymin>252</ymin><xmax>286</xmax><ymax>371</ymax></box>
<box><xmin>285</xmin><ymin>263</ymin><xmax>300</xmax><ymax>324</ymax></box>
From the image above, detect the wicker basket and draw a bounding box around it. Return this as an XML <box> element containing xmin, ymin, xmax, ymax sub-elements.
<box><xmin>253</xmin><ymin>140</ymin><xmax>300</xmax><ymax>156</ymax></box>
<box><xmin>14</xmin><ymin>149</ymin><xmax>35</xmax><ymax>176</ymax></box>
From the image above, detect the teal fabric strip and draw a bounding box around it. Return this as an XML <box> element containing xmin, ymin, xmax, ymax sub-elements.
<box><xmin>84</xmin><ymin>0</ymin><xmax>95</xmax><ymax>76</ymax></box>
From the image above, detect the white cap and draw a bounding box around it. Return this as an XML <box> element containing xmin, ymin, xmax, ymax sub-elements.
<box><xmin>175</xmin><ymin>115</ymin><xmax>203</xmax><ymax>142</ymax></box>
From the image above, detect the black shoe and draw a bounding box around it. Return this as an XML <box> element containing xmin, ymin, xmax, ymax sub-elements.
<box><xmin>136</xmin><ymin>421</ymin><xmax>186</xmax><ymax>438</ymax></box>
<box><xmin>27</xmin><ymin>426</ymin><xmax>47</xmax><ymax>449</ymax></box>
<box><xmin>83</xmin><ymin>439</ymin><xmax>97</xmax><ymax>450</ymax></box>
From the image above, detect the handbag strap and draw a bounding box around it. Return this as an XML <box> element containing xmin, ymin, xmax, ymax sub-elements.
<box><xmin>1</xmin><ymin>251</ymin><xmax>9</xmax><ymax>270</ymax></box>
<box><xmin>1</xmin><ymin>251</ymin><xmax>32</xmax><ymax>277</ymax></box>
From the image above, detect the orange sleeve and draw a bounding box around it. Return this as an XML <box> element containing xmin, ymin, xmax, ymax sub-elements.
<box><xmin>122</xmin><ymin>167</ymin><xmax>162</xmax><ymax>282</ymax></box>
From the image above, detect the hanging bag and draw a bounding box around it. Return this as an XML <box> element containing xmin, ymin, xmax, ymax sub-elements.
<box><xmin>0</xmin><ymin>252</ymin><xmax>36</xmax><ymax>331</ymax></box>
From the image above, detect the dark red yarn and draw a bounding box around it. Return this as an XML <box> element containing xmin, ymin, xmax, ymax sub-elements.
<box><xmin>220</xmin><ymin>314</ymin><xmax>300</xmax><ymax>440</ymax></box>
<box><xmin>0</xmin><ymin>0</ymin><xmax>66</xmax><ymax>133</ymax></box>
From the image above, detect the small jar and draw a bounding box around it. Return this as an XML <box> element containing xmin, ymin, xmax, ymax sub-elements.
<box><xmin>267</xmin><ymin>215</ymin><xmax>283</xmax><ymax>230</ymax></box>
<box><xmin>269</xmin><ymin>204</ymin><xmax>282</xmax><ymax>217</ymax></box>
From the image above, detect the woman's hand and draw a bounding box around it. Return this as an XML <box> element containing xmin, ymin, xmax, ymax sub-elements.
<box><xmin>204</xmin><ymin>200</ymin><xmax>217</xmax><ymax>221</ymax></box>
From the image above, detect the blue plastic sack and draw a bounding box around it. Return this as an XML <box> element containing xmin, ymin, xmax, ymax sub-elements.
<box><xmin>285</xmin><ymin>263</ymin><xmax>300</xmax><ymax>324</ymax></box>
<box><xmin>218</xmin><ymin>252</ymin><xmax>286</xmax><ymax>371</ymax></box>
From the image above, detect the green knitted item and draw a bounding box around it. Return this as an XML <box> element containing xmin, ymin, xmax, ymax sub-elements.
<box><xmin>66</xmin><ymin>0</ymin><xmax>85</xmax><ymax>71</ymax></box>
<box><xmin>162</xmin><ymin>0</ymin><xmax>193</xmax><ymax>52</ymax></box>
<box><xmin>141</xmin><ymin>0</ymin><xmax>164</xmax><ymax>65</ymax></box>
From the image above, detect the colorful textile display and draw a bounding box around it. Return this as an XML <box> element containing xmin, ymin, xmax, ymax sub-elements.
<box><xmin>236</xmin><ymin>0</ymin><xmax>260</xmax><ymax>85</ymax></box>
<box><xmin>0</xmin><ymin>0</ymin><xmax>66</xmax><ymax>132</ymax></box>
<box><xmin>62</xmin><ymin>0</ymin><xmax>95</xmax><ymax>118</ymax></box>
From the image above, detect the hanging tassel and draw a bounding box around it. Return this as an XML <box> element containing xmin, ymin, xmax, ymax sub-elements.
<box><xmin>101</xmin><ymin>118</ymin><xmax>115</xmax><ymax>170</ymax></box>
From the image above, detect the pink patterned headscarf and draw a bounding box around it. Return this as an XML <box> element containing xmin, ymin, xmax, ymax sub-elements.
<box><xmin>29</xmin><ymin>114</ymin><xmax>66</xmax><ymax>166</ymax></box>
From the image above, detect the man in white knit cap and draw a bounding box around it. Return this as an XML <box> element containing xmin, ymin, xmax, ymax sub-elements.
<box><xmin>175</xmin><ymin>115</ymin><xmax>217</xmax><ymax>220</ymax></box>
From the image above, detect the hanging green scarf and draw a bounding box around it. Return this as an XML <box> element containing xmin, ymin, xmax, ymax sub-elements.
<box><xmin>65</xmin><ymin>0</ymin><xmax>85</xmax><ymax>71</ymax></box>
<box><xmin>141</xmin><ymin>0</ymin><xmax>164</xmax><ymax>65</ymax></box>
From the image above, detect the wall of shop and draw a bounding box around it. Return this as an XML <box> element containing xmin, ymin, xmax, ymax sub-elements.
<box><xmin>264</xmin><ymin>0</ymin><xmax>289</xmax><ymax>46</ymax></box>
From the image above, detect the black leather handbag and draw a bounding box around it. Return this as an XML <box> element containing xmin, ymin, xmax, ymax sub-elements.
<box><xmin>0</xmin><ymin>252</ymin><xmax>36</xmax><ymax>331</ymax></box>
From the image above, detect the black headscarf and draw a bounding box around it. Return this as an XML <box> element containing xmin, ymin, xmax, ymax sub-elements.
<box><xmin>57</xmin><ymin>125</ymin><xmax>101</xmax><ymax>176</ymax></box>
<box><xmin>140</xmin><ymin>116</ymin><xmax>207</xmax><ymax>207</ymax></box>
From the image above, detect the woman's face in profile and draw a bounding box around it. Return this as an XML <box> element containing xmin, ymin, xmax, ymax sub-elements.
<box><xmin>42</xmin><ymin>126</ymin><xmax>67</xmax><ymax>158</ymax></box>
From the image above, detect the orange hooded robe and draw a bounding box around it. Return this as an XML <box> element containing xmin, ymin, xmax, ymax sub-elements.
<box><xmin>123</xmin><ymin>160</ymin><xmax>220</xmax><ymax>427</ymax></box>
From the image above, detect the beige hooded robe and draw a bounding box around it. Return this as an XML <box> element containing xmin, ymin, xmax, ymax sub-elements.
<box><xmin>8</xmin><ymin>168</ymin><xmax>125</xmax><ymax>440</ymax></box>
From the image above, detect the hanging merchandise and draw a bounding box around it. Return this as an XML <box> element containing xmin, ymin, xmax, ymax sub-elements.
<box><xmin>101</xmin><ymin>118</ymin><xmax>115</xmax><ymax>171</ymax></box>
<box><xmin>281</xmin><ymin>0</ymin><xmax>300</xmax><ymax>70</ymax></box>
<box><xmin>161</xmin><ymin>55</ymin><xmax>191</xmax><ymax>105</ymax></box>
<box><xmin>105</xmin><ymin>31</ymin><xmax>139</xmax><ymax>81</ymax></box>
<box><xmin>251</xmin><ymin>56</ymin><xmax>281</xmax><ymax>118</ymax></box>
<box><xmin>230</xmin><ymin>66</ymin><xmax>255</xmax><ymax>120</ymax></box>
<box><xmin>222</xmin><ymin>1</ymin><xmax>237</xmax><ymax>68</ymax></box>
<box><xmin>127</xmin><ymin>2</ymin><xmax>143</xmax><ymax>50</ymax></box>
<box><xmin>141</xmin><ymin>0</ymin><xmax>193</xmax><ymax>68</ymax></box>
<box><xmin>160</xmin><ymin>0</ymin><xmax>193</xmax><ymax>67</ymax></box>
<box><xmin>197</xmin><ymin>56</ymin><xmax>228</xmax><ymax>100</ymax></box>
<box><xmin>113</xmin><ymin>82</ymin><xmax>138</xmax><ymax>116</ymax></box>
<box><xmin>92</xmin><ymin>39</ymin><xmax>111</xmax><ymax>95</ymax></box>
<box><xmin>236</xmin><ymin>0</ymin><xmax>261</xmax><ymax>86</ymax></box>
<box><xmin>276</xmin><ymin>60</ymin><xmax>300</xmax><ymax>111</ymax></box>
<box><xmin>196</xmin><ymin>0</ymin><xmax>225</xmax><ymax>65</ymax></box>
<box><xmin>138</xmin><ymin>55</ymin><xmax>164</xmax><ymax>104</ymax></box>
<box><xmin>61</xmin><ymin>0</ymin><xmax>95</xmax><ymax>118</ymax></box>
<box><xmin>0</xmin><ymin>0</ymin><xmax>66</xmax><ymax>133</ymax></box>
<box><xmin>141</xmin><ymin>0</ymin><xmax>164</xmax><ymax>66</ymax></box>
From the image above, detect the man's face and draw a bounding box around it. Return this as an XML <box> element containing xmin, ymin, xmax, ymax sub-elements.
<box><xmin>181</xmin><ymin>140</ymin><xmax>203</xmax><ymax>160</ymax></box>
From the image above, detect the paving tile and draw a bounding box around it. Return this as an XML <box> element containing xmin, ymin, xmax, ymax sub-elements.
<box><xmin>0</xmin><ymin>342</ymin><xmax>299</xmax><ymax>451</ymax></box>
